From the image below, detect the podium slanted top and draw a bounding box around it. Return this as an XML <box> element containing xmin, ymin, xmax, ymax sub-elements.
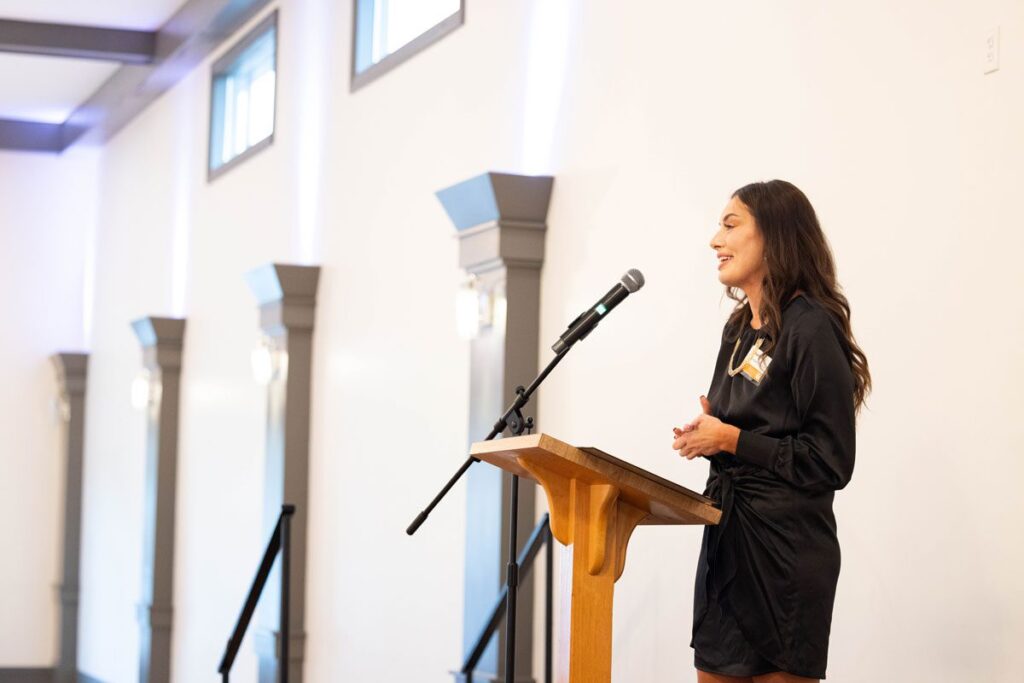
<box><xmin>471</xmin><ymin>433</ymin><xmax>721</xmax><ymax>527</ymax></box>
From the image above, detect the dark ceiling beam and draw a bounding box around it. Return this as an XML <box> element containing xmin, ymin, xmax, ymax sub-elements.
<box><xmin>61</xmin><ymin>0</ymin><xmax>273</xmax><ymax>149</ymax></box>
<box><xmin>0</xmin><ymin>119</ymin><xmax>63</xmax><ymax>153</ymax></box>
<box><xmin>0</xmin><ymin>19</ymin><xmax>156</xmax><ymax>64</ymax></box>
<box><xmin>0</xmin><ymin>0</ymin><xmax>272</xmax><ymax>152</ymax></box>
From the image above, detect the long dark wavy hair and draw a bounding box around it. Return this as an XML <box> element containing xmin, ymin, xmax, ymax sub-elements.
<box><xmin>725</xmin><ymin>180</ymin><xmax>872</xmax><ymax>414</ymax></box>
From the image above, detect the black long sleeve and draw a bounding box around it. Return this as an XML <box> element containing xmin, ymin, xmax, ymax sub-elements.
<box><xmin>733</xmin><ymin>311</ymin><xmax>856</xmax><ymax>493</ymax></box>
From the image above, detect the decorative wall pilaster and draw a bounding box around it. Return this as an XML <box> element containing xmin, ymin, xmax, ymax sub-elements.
<box><xmin>246</xmin><ymin>264</ymin><xmax>320</xmax><ymax>683</ymax></box>
<box><xmin>51</xmin><ymin>352</ymin><xmax>88</xmax><ymax>683</ymax></box>
<box><xmin>131</xmin><ymin>317</ymin><xmax>186</xmax><ymax>683</ymax></box>
<box><xmin>436</xmin><ymin>172</ymin><xmax>554</xmax><ymax>682</ymax></box>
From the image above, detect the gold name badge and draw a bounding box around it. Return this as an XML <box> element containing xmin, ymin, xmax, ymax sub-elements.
<box><xmin>739</xmin><ymin>345</ymin><xmax>772</xmax><ymax>385</ymax></box>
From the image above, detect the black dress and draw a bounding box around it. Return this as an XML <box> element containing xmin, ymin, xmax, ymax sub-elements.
<box><xmin>691</xmin><ymin>293</ymin><xmax>856</xmax><ymax>680</ymax></box>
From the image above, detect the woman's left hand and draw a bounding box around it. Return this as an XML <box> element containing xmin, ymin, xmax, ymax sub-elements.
<box><xmin>672</xmin><ymin>396</ymin><xmax>728</xmax><ymax>460</ymax></box>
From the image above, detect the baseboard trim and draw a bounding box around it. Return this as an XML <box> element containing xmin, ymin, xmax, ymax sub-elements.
<box><xmin>0</xmin><ymin>668</ymin><xmax>53</xmax><ymax>683</ymax></box>
<box><xmin>0</xmin><ymin>669</ymin><xmax>105</xmax><ymax>683</ymax></box>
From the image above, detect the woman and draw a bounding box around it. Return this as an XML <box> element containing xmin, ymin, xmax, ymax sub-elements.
<box><xmin>671</xmin><ymin>180</ymin><xmax>871</xmax><ymax>683</ymax></box>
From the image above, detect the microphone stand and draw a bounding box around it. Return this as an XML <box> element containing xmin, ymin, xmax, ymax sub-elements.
<box><xmin>406</xmin><ymin>347</ymin><xmax>570</xmax><ymax>537</ymax></box>
<box><xmin>407</xmin><ymin>347</ymin><xmax>571</xmax><ymax>682</ymax></box>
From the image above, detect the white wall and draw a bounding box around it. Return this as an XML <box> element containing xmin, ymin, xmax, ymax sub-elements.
<box><xmin>0</xmin><ymin>147</ymin><xmax>98</xmax><ymax>665</ymax></box>
<box><xmin>79</xmin><ymin>1</ymin><xmax>521</xmax><ymax>680</ymax></box>
<box><xmin>77</xmin><ymin>87</ymin><xmax>182</xmax><ymax>682</ymax></box>
<box><xmin>77</xmin><ymin>7</ymin><xmax>314</xmax><ymax>681</ymax></box>
<box><xmin>33</xmin><ymin>0</ymin><xmax>1024</xmax><ymax>681</ymax></box>
<box><xmin>539</xmin><ymin>2</ymin><xmax>1024</xmax><ymax>681</ymax></box>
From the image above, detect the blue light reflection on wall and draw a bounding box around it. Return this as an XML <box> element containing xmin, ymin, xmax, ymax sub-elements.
<box><xmin>294</xmin><ymin>0</ymin><xmax>330</xmax><ymax>263</ymax></box>
<box><xmin>81</xmin><ymin>202</ymin><xmax>96</xmax><ymax>348</ymax></box>
<box><xmin>520</xmin><ymin>0</ymin><xmax>574</xmax><ymax>176</ymax></box>
<box><xmin>171</xmin><ymin>85</ymin><xmax>195</xmax><ymax>317</ymax></box>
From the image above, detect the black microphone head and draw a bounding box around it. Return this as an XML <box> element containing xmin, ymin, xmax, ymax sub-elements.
<box><xmin>621</xmin><ymin>269</ymin><xmax>645</xmax><ymax>293</ymax></box>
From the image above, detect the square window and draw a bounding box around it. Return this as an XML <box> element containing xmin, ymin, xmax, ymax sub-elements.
<box><xmin>352</xmin><ymin>0</ymin><xmax>463</xmax><ymax>90</ymax></box>
<box><xmin>209</xmin><ymin>12</ymin><xmax>278</xmax><ymax>179</ymax></box>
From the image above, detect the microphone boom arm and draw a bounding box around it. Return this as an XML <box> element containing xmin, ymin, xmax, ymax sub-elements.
<box><xmin>406</xmin><ymin>346</ymin><xmax>571</xmax><ymax>536</ymax></box>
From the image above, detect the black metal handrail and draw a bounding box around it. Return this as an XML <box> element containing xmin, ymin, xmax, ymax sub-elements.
<box><xmin>218</xmin><ymin>504</ymin><xmax>295</xmax><ymax>683</ymax></box>
<box><xmin>461</xmin><ymin>513</ymin><xmax>553</xmax><ymax>683</ymax></box>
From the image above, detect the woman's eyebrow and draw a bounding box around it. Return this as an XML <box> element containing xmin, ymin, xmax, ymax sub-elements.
<box><xmin>720</xmin><ymin>213</ymin><xmax>739</xmax><ymax>223</ymax></box>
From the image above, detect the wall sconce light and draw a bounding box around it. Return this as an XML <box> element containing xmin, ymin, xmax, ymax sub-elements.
<box><xmin>456</xmin><ymin>274</ymin><xmax>504</xmax><ymax>340</ymax></box>
<box><xmin>251</xmin><ymin>336</ymin><xmax>288</xmax><ymax>385</ymax></box>
<box><xmin>131</xmin><ymin>369</ymin><xmax>161</xmax><ymax>411</ymax></box>
<box><xmin>51</xmin><ymin>394</ymin><xmax>70</xmax><ymax>423</ymax></box>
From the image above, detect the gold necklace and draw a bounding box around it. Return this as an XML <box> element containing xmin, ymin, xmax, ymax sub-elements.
<box><xmin>727</xmin><ymin>336</ymin><xmax>765</xmax><ymax>377</ymax></box>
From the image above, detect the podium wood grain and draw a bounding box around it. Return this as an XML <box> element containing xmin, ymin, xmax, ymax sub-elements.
<box><xmin>471</xmin><ymin>433</ymin><xmax>720</xmax><ymax>683</ymax></box>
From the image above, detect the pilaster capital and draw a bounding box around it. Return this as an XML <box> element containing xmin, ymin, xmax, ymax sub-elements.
<box><xmin>246</xmin><ymin>264</ymin><xmax>321</xmax><ymax>336</ymax></box>
<box><xmin>131</xmin><ymin>317</ymin><xmax>186</xmax><ymax>371</ymax></box>
<box><xmin>51</xmin><ymin>352</ymin><xmax>89</xmax><ymax>396</ymax></box>
<box><xmin>436</xmin><ymin>172</ymin><xmax>554</xmax><ymax>275</ymax></box>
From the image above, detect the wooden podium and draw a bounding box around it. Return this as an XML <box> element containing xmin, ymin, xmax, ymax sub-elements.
<box><xmin>471</xmin><ymin>433</ymin><xmax>721</xmax><ymax>683</ymax></box>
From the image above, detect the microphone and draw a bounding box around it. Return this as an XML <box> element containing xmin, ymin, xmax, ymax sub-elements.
<box><xmin>552</xmin><ymin>269</ymin><xmax>645</xmax><ymax>353</ymax></box>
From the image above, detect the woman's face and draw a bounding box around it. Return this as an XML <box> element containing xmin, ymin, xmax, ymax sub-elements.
<box><xmin>710</xmin><ymin>196</ymin><xmax>767</xmax><ymax>290</ymax></box>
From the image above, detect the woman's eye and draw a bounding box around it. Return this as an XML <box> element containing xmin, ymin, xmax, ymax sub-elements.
<box><xmin>724</xmin><ymin>225</ymin><xmax>735</xmax><ymax>230</ymax></box>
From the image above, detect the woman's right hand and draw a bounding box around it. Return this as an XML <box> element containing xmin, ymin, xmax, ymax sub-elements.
<box><xmin>672</xmin><ymin>396</ymin><xmax>729</xmax><ymax>459</ymax></box>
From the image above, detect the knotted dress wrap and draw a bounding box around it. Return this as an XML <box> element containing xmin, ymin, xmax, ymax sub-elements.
<box><xmin>691</xmin><ymin>294</ymin><xmax>856</xmax><ymax>680</ymax></box>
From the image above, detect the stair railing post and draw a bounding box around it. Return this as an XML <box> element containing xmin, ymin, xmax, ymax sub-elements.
<box><xmin>281</xmin><ymin>505</ymin><xmax>293</xmax><ymax>683</ymax></box>
<box><xmin>545</xmin><ymin>521</ymin><xmax>553</xmax><ymax>683</ymax></box>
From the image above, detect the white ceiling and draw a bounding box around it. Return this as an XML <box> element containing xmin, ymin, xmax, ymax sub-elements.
<box><xmin>0</xmin><ymin>54</ymin><xmax>120</xmax><ymax>123</ymax></box>
<box><xmin>0</xmin><ymin>0</ymin><xmax>189</xmax><ymax>126</ymax></box>
<box><xmin>0</xmin><ymin>0</ymin><xmax>186</xmax><ymax>30</ymax></box>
